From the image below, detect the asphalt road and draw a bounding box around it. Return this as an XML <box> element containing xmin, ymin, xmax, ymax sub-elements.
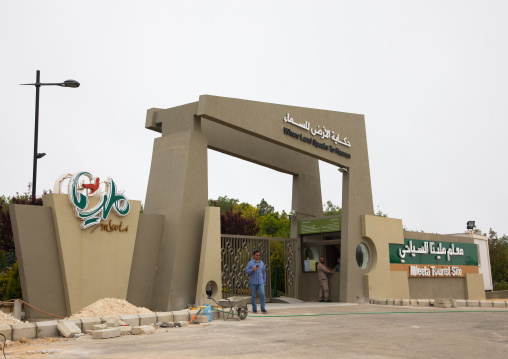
<box><xmin>3</xmin><ymin>303</ymin><xmax>508</xmax><ymax>359</ymax></box>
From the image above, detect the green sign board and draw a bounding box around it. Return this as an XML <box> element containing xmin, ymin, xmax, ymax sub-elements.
<box><xmin>389</xmin><ymin>239</ymin><xmax>478</xmax><ymax>266</ymax></box>
<box><xmin>298</xmin><ymin>217</ymin><xmax>341</xmax><ymax>235</ymax></box>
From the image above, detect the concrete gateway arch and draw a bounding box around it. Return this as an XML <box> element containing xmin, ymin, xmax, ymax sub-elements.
<box><xmin>9</xmin><ymin>95</ymin><xmax>487</xmax><ymax>319</ymax></box>
<box><xmin>143</xmin><ymin>95</ymin><xmax>374</xmax><ymax>309</ymax></box>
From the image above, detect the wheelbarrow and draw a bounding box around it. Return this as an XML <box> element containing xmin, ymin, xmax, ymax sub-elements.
<box><xmin>207</xmin><ymin>293</ymin><xmax>249</xmax><ymax>320</ymax></box>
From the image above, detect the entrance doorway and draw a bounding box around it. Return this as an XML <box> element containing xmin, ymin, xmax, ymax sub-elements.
<box><xmin>299</xmin><ymin>223</ymin><xmax>342</xmax><ymax>302</ymax></box>
<box><xmin>220</xmin><ymin>235</ymin><xmax>298</xmax><ymax>301</ymax></box>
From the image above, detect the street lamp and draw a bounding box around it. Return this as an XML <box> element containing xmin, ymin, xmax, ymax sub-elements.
<box><xmin>20</xmin><ymin>70</ymin><xmax>80</xmax><ymax>202</ymax></box>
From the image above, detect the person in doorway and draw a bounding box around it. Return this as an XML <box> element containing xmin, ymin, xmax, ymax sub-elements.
<box><xmin>333</xmin><ymin>258</ymin><xmax>341</xmax><ymax>272</ymax></box>
<box><xmin>245</xmin><ymin>250</ymin><xmax>267</xmax><ymax>313</ymax></box>
<box><xmin>317</xmin><ymin>256</ymin><xmax>333</xmax><ymax>302</ymax></box>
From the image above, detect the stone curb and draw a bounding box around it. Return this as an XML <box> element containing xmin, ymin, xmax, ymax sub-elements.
<box><xmin>14</xmin><ymin>298</ymin><xmax>506</xmax><ymax>340</ymax></box>
<box><xmin>369</xmin><ymin>298</ymin><xmax>508</xmax><ymax>308</ymax></box>
<box><xmin>2</xmin><ymin>310</ymin><xmax>192</xmax><ymax>341</ymax></box>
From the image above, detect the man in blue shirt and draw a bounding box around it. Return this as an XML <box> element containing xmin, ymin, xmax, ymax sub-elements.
<box><xmin>245</xmin><ymin>250</ymin><xmax>267</xmax><ymax>313</ymax></box>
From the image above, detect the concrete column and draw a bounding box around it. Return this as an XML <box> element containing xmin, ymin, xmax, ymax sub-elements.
<box><xmin>195</xmin><ymin>207</ymin><xmax>222</xmax><ymax>306</ymax></box>
<box><xmin>13</xmin><ymin>300</ymin><xmax>22</xmax><ymax>320</ymax></box>
<box><xmin>144</xmin><ymin>130</ymin><xmax>208</xmax><ymax>311</ymax></box>
<box><xmin>290</xmin><ymin>157</ymin><xmax>323</xmax><ymax>237</ymax></box>
<box><xmin>340</xmin><ymin>118</ymin><xmax>374</xmax><ymax>303</ymax></box>
<box><xmin>9</xmin><ymin>204</ymin><xmax>67</xmax><ymax>319</ymax></box>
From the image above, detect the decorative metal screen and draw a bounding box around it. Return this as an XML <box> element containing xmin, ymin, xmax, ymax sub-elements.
<box><xmin>220</xmin><ymin>235</ymin><xmax>297</xmax><ymax>299</ymax></box>
<box><xmin>283</xmin><ymin>238</ymin><xmax>297</xmax><ymax>298</ymax></box>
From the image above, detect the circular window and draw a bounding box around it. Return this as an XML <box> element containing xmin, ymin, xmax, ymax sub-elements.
<box><xmin>356</xmin><ymin>243</ymin><xmax>370</xmax><ymax>269</ymax></box>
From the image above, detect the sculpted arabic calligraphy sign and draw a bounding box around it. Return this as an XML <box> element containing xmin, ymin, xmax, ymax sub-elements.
<box><xmin>68</xmin><ymin>171</ymin><xmax>130</xmax><ymax>229</ymax></box>
<box><xmin>283</xmin><ymin>113</ymin><xmax>351</xmax><ymax>147</ymax></box>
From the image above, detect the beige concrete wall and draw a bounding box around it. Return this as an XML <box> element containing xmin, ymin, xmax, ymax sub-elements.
<box><xmin>408</xmin><ymin>278</ymin><xmax>466</xmax><ymax>299</ymax></box>
<box><xmin>299</xmin><ymin>273</ymin><xmax>340</xmax><ymax>302</ymax></box>
<box><xmin>402</xmin><ymin>231</ymin><xmax>485</xmax><ymax>299</ymax></box>
<box><xmin>195</xmin><ymin>207</ymin><xmax>222</xmax><ymax>306</ymax></box>
<box><xmin>362</xmin><ymin>217</ymin><xmax>486</xmax><ymax>300</ymax></box>
<box><xmin>465</xmin><ymin>274</ymin><xmax>486</xmax><ymax>300</ymax></box>
<box><xmin>126</xmin><ymin>213</ymin><xmax>164</xmax><ymax>309</ymax></box>
<box><xmin>43</xmin><ymin>194</ymin><xmax>141</xmax><ymax>315</ymax></box>
<box><xmin>196</xmin><ymin>95</ymin><xmax>357</xmax><ymax>166</ymax></box>
<box><xmin>9</xmin><ymin>204</ymin><xmax>67</xmax><ymax>319</ymax></box>
<box><xmin>144</xmin><ymin>129</ymin><xmax>208</xmax><ymax>311</ymax></box>
<box><xmin>361</xmin><ymin>215</ymin><xmax>410</xmax><ymax>300</ymax></box>
<box><xmin>11</xmin><ymin>198</ymin><xmax>158</xmax><ymax>318</ymax></box>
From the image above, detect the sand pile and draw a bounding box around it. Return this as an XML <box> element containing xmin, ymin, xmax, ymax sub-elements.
<box><xmin>69</xmin><ymin>298</ymin><xmax>153</xmax><ymax>319</ymax></box>
<box><xmin>0</xmin><ymin>310</ymin><xmax>22</xmax><ymax>325</ymax></box>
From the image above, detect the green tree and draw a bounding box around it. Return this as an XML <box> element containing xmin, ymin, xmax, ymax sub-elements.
<box><xmin>257</xmin><ymin>209</ymin><xmax>290</xmax><ymax>296</ymax></box>
<box><xmin>234</xmin><ymin>202</ymin><xmax>259</xmax><ymax>220</ymax></box>
<box><xmin>0</xmin><ymin>185</ymin><xmax>49</xmax><ymax>252</ymax></box>
<box><xmin>277</xmin><ymin>211</ymin><xmax>291</xmax><ymax>238</ymax></box>
<box><xmin>323</xmin><ymin>201</ymin><xmax>341</xmax><ymax>216</ymax></box>
<box><xmin>0</xmin><ymin>195</ymin><xmax>16</xmax><ymax>252</ymax></box>
<box><xmin>257</xmin><ymin>198</ymin><xmax>275</xmax><ymax>216</ymax></box>
<box><xmin>0</xmin><ymin>270</ymin><xmax>10</xmax><ymax>301</ymax></box>
<box><xmin>0</xmin><ymin>185</ymin><xmax>51</xmax><ymax>301</ymax></box>
<box><xmin>212</xmin><ymin>196</ymin><xmax>293</xmax><ymax>296</ymax></box>
<box><xmin>5</xmin><ymin>262</ymin><xmax>22</xmax><ymax>300</ymax></box>
<box><xmin>0</xmin><ymin>250</ymin><xmax>7</xmax><ymax>273</ymax></box>
<box><xmin>259</xmin><ymin>212</ymin><xmax>290</xmax><ymax>238</ymax></box>
<box><xmin>488</xmin><ymin>228</ymin><xmax>508</xmax><ymax>290</ymax></box>
<box><xmin>259</xmin><ymin>213</ymin><xmax>281</xmax><ymax>237</ymax></box>
<box><xmin>209</xmin><ymin>196</ymin><xmax>240</xmax><ymax>213</ymax></box>
<box><xmin>269</xmin><ymin>241</ymin><xmax>285</xmax><ymax>296</ymax></box>
<box><xmin>375</xmin><ymin>206</ymin><xmax>388</xmax><ymax>217</ymax></box>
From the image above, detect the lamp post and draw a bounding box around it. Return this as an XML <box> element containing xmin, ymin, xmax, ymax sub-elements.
<box><xmin>21</xmin><ymin>70</ymin><xmax>80</xmax><ymax>202</ymax></box>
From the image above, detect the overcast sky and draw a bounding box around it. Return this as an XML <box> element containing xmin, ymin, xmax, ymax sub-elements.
<box><xmin>1</xmin><ymin>1</ymin><xmax>507</xmax><ymax>236</ymax></box>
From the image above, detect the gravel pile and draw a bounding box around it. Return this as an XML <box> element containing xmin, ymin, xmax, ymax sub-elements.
<box><xmin>68</xmin><ymin>298</ymin><xmax>153</xmax><ymax>319</ymax></box>
<box><xmin>0</xmin><ymin>310</ymin><xmax>22</xmax><ymax>325</ymax></box>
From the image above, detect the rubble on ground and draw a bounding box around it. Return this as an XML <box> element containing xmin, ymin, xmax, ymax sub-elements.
<box><xmin>68</xmin><ymin>298</ymin><xmax>153</xmax><ymax>319</ymax></box>
<box><xmin>1</xmin><ymin>336</ymin><xmax>68</xmax><ymax>350</ymax></box>
<box><xmin>0</xmin><ymin>298</ymin><xmax>215</xmax><ymax>347</ymax></box>
<box><xmin>0</xmin><ymin>310</ymin><xmax>22</xmax><ymax>325</ymax></box>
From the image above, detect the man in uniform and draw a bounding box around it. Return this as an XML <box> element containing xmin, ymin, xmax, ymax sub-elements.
<box><xmin>317</xmin><ymin>256</ymin><xmax>333</xmax><ymax>302</ymax></box>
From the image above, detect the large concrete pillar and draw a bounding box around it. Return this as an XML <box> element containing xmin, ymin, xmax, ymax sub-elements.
<box><xmin>144</xmin><ymin>121</ymin><xmax>208</xmax><ymax>311</ymax></box>
<box><xmin>290</xmin><ymin>157</ymin><xmax>323</xmax><ymax>230</ymax></box>
<box><xmin>340</xmin><ymin>117</ymin><xmax>374</xmax><ymax>303</ymax></box>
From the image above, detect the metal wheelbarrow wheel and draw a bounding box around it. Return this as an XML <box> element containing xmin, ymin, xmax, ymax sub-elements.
<box><xmin>238</xmin><ymin>307</ymin><xmax>248</xmax><ymax>320</ymax></box>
